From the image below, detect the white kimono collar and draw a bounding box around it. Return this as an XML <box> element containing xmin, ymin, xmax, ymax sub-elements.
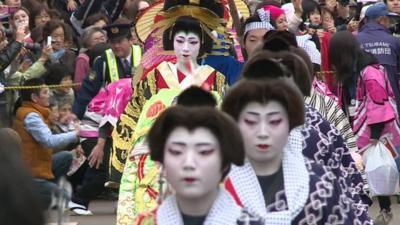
<box><xmin>157</xmin><ymin>189</ymin><xmax>243</xmax><ymax>225</ymax></box>
<box><xmin>228</xmin><ymin>127</ymin><xmax>310</xmax><ymax>225</ymax></box>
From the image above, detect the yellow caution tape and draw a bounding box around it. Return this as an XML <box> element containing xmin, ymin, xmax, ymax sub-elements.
<box><xmin>3</xmin><ymin>83</ymin><xmax>81</xmax><ymax>91</ymax></box>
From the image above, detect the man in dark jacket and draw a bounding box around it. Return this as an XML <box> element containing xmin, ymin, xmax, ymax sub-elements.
<box><xmin>357</xmin><ymin>2</ymin><xmax>400</xmax><ymax>115</ymax></box>
<box><xmin>0</xmin><ymin>26</ymin><xmax>26</xmax><ymax>127</ymax></box>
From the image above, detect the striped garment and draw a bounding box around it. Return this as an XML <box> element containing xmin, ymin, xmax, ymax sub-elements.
<box><xmin>305</xmin><ymin>87</ymin><xmax>358</xmax><ymax>152</ymax></box>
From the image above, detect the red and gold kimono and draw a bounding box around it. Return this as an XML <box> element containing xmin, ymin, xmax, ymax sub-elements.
<box><xmin>112</xmin><ymin>61</ymin><xmax>227</xmax><ymax>225</ymax></box>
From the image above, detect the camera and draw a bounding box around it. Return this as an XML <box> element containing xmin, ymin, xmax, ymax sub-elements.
<box><xmin>0</xmin><ymin>28</ymin><xmax>14</xmax><ymax>38</ymax></box>
<box><xmin>22</xmin><ymin>43</ymin><xmax>42</xmax><ymax>51</ymax></box>
<box><xmin>305</xmin><ymin>22</ymin><xmax>322</xmax><ymax>30</ymax></box>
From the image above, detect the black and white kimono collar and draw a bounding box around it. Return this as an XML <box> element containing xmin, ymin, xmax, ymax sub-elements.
<box><xmin>228</xmin><ymin>127</ymin><xmax>310</xmax><ymax>224</ymax></box>
<box><xmin>157</xmin><ymin>189</ymin><xmax>243</xmax><ymax>225</ymax></box>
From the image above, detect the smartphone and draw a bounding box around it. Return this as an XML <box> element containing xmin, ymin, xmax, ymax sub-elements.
<box><xmin>15</xmin><ymin>20</ymin><xmax>28</xmax><ymax>29</ymax></box>
<box><xmin>47</xmin><ymin>36</ymin><xmax>52</xmax><ymax>47</ymax></box>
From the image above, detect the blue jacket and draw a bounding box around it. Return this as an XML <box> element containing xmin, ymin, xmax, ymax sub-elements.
<box><xmin>24</xmin><ymin>112</ymin><xmax>77</xmax><ymax>150</ymax></box>
<box><xmin>357</xmin><ymin>22</ymin><xmax>400</xmax><ymax>68</ymax></box>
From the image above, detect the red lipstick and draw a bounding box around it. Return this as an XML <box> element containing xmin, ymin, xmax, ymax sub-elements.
<box><xmin>183</xmin><ymin>178</ymin><xmax>196</xmax><ymax>183</ymax></box>
<box><xmin>257</xmin><ymin>144</ymin><xmax>269</xmax><ymax>149</ymax></box>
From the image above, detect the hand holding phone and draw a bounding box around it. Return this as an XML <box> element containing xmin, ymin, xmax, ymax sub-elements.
<box><xmin>47</xmin><ymin>36</ymin><xmax>52</xmax><ymax>47</ymax></box>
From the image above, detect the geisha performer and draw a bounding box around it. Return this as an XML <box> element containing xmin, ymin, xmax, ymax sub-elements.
<box><xmin>112</xmin><ymin>1</ymin><xmax>229</xmax><ymax>224</ymax></box>
<box><xmin>222</xmin><ymin>78</ymin><xmax>372</xmax><ymax>224</ymax></box>
<box><xmin>134</xmin><ymin>106</ymin><xmax>264</xmax><ymax>225</ymax></box>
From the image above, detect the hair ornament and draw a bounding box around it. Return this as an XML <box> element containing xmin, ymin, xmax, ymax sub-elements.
<box><xmin>152</xmin><ymin>5</ymin><xmax>228</xmax><ymax>44</ymax></box>
<box><xmin>244</xmin><ymin>8</ymin><xmax>275</xmax><ymax>35</ymax></box>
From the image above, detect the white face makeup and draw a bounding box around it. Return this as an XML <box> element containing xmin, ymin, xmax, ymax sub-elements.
<box><xmin>163</xmin><ymin>127</ymin><xmax>222</xmax><ymax>200</ymax></box>
<box><xmin>173</xmin><ymin>31</ymin><xmax>201</xmax><ymax>64</ymax></box>
<box><xmin>238</xmin><ymin>101</ymin><xmax>290</xmax><ymax>169</ymax></box>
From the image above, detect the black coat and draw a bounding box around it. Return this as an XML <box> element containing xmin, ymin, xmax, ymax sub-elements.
<box><xmin>0</xmin><ymin>41</ymin><xmax>23</xmax><ymax>127</ymax></box>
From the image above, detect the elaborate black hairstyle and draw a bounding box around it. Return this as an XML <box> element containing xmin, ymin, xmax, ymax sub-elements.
<box><xmin>222</xmin><ymin>78</ymin><xmax>305</xmax><ymax>131</ymax></box>
<box><xmin>148</xmin><ymin>106</ymin><xmax>245</xmax><ymax>178</ymax></box>
<box><xmin>162</xmin><ymin>0</ymin><xmax>225</xmax><ymax>57</ymax></box>
<box><xmin>241</xmin><ymin>51</ymin><xmax>292</xmax><ymax>80</ymax></box>
<box><xmin>162</xmin><ymin>16</ymin><xmax>213</xmax><ymax>57</ymax></box>
<box><xmin>163</xmin><ymin>0</ymin><xmax>224</xmax><ymax>17</ymax></box>
<box><xmin>177</xmin><ymin>86</ymin><xmax>217</xmax><ymax>107</ymax></box>
<box><xmin>262</xmin><ymin>33</ymin><xmax>314</xmax><ymax>93</ymax></box>
<box><xmin>263</xmin><ymin>30</ymin><xmax>298</xmax><ymax>48</ymax></box>
<box><xmin>242</xmin><ymin>49</ymin><xmax>312</xmax><ymax>96</ymax></box>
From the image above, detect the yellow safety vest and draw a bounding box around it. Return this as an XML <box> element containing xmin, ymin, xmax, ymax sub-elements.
<box><xmin>105</xmin><ymin>45</ymin><xmax>142</xmax><ymax>83</ymax></box>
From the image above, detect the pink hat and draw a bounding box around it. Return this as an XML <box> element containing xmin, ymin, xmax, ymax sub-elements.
<box><xmin>262</xmin><ymin>5</ymin><xmax>285</xmax><ymax>21</ymax></box>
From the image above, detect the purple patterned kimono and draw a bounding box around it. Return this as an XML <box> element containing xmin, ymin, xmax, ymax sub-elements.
<box><xmin>302</xmin><ymin>105</ymin><xmax>371</xmax><ymax>208</ymax></box>
<box><xmin>225</xmin><ymin>128</ymin><xmax>373</xmax><ymax>225</ymax></box>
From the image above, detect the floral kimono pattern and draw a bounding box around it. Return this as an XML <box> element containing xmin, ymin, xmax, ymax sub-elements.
<box><xmin>225</xmin><ymin>128</ymin><xmax>373</xmax><ymax>225</ymax></box>
<box><xmin>79</xmin><ymin>78</ymin><xmax>133</xmax><ymax>139</ymax></box>
<box><xmin>114</xmin><ymin>61</ymin><xmax>227</xmax><ymax>225</ymax></box>
<box><xmin>134</xmin><ymin>189</ymin><xmax>264</xmax><ymax>225</ymax></box>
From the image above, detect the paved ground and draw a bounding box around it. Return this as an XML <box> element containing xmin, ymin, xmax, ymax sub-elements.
<box><xmin>47</xmin><ymin>197</ymin><xmax>400</xmax><ymax>225</ymax></box>
<box><xmin>48</xmin><ymin>200</ymin><xmax>116</xmax><ymax>225</ymax></box>
<box><xmin>368</xmin><ymin>196</ymin><xmax>400</xmax><ymax>224</ymax></box>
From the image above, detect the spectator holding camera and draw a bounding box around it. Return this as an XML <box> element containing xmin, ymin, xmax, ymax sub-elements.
<box><xmin>0</xmin><ymin>20</ymin><xmax>26</xmax><ymax>127</ymax></box>
<box><xmin>42</xmin><ymin>20</ymin><xmax>76</xmax><ymax>70</ymax></box>
<box><xmin>10</xmin><ymin>7</ymin><xmax>32</xmax><ymax>42</ymax></box>
<box><xmin>0</xmin><ymin>24</ymin><xmax>24</xmax><ymax>72</ymax></box>
<box><xmin>3</xmin><ymin>7</ymin><xmax>37</xmax><ymax>85</ymax></box>
<box><xmin>7</xmin><ymin>44</ymin><xmax>53</xmax><ymax>86</ymax></box>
